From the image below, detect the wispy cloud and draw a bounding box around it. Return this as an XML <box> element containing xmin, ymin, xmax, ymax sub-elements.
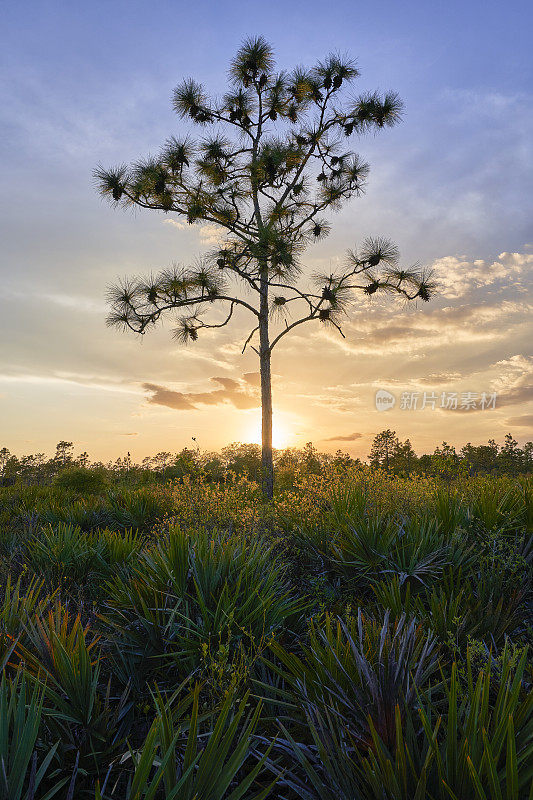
<box><xmin>415</xmin><ymin>372</ymin><xmax>463</xmax><ymax>385</ymax></box>
<box><xmin>339</xmin><ymin>300</ymin><xmax>531</xmax><ymax>355</ymax></box>
<box><xmin>143</xmin><ymin>375</ymin><xmax>260</xmax><ymax>411</ymax></box>
<box><xmin>163</xmin><ymin>219</ymin><xmax>224</xmax><ymax>246</ymax></box>
<box><xmin>0</xmin><ymin>287</ymin><xmax>105</xmax><ymax>314</ymax></box>
<box><xmin>0</xmin><ymin>371</ymin><xmax>137</xmax><ymax>394</ymax></box>
<box><xmin>41</xmin><ymin>293</ymin><xmax>106</xmax><ymax>313</ymax></box>
<box><xmin>505</xmin><ymin>414</ymin><xmax>533</xmax><ymax>428</ymax></box>
<box><xmin>322</xmin><ymin>431</ymin><xmax>363</xmax><ymax>442</ymax></box>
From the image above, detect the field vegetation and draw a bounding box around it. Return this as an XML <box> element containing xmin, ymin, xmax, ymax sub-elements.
<box><xmin>0</xmin><ymin>436</ymin><xmax>531</xmax><ymax>798</ymax></box>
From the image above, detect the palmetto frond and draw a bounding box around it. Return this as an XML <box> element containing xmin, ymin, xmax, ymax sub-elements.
<box><xmin>270</xmin><ymin>609</ymin><xmax>438</xmax><ymax>751</ymax></box>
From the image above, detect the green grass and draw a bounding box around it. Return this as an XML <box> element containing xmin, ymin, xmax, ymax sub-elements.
<box><xmin>0</xmin><ymin>473</ymin><xmax>530</xmax><ymax>798</ymax></box>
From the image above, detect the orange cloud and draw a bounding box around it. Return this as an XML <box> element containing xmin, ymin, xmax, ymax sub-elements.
<box><xmin>143</xmin><ymin>375</ymin><xmax>260</xmax><ymax>411</ymax></box>
<box><xmin>505</xmin><ymin>414</ymin><xmax>533</xmax><ymax>428</ymax></box>
<box><xmin>323</xmin><ymin>432</ymin><xmax>363</xmax><ymax>442</ymax></box>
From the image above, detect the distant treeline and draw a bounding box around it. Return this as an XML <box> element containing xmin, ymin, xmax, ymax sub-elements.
<box><xmin>0</xmin><ymin>431</ymin><xmax>531</xmax><ymax>487</ymax></box>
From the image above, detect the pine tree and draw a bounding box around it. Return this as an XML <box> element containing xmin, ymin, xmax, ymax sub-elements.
<box><xmin>393</xmin><ymin>437</ymin><xmax>417</xmax><ymax>474</ymax></box>
<box><xmin>95</xmin><ymin>37</ymin><xmax>435</xmax><ymax>498</ymax></box>
<box><xmin>369</xmin><ymin>429</ymin><xmax>399</xmax><ymax>471</ymax></box>
<box><xmin>498</xmin><ymin>433</ymin><xmax>523</xmax><ymax>475</ymax></box>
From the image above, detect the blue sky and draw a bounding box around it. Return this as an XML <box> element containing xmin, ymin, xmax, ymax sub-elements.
<box><xmin>1</xmin><ymin>0</ymin><xmax>532</xmax><ymax>459</ymax></box>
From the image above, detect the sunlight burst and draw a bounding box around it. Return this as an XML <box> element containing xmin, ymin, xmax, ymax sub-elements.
<box><xmin>245</xmin><ymin>413</ymin><xmax>294</xmax><ymax>450</ymax></box>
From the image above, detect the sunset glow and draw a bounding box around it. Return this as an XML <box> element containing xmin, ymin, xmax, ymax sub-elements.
<box><xmin>0</xmin><ymin>2</ymin><xmax>531</xmax><ymax>461</ymax></box>
<box><xmin>1</xmin><ymin>7</ymin><xmax>532</xmax><ymax>797</ymax></box>
<box><xmin>245</xmin><ymin>413</ymin><xmax>296</xmax><ymax>450</ymax></box>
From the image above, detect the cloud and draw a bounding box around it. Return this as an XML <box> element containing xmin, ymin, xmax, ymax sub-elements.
<box><xmin>0</xmin><ymin>371</ymin><xmax>137</xmax><ymax>395</ymax></box>
<box><xmin>41</xmin><ymin>292</ymin><xmax>106</xmax><ymax>313</ymax></box>
<box><xmin>338</xmin><ymin>298</ymin><xmax>531</xmax><ymax>355</ymax></box>
<box><xmin>0</xmin><ymin>286</ymin><xmax>105</xmax><ymax>314</ymax></box>
<box><xmin>415</xmin><ymin>372</ymin><xmax>463</xmax><ymax>385</ymax></box>
<box><xmin>433</xmin><ymin>252</ymin><xmax>533</xmax><ymax>300</ymax></box>
<box><xmin>143</xmin><ymin>375</ymin><xmax>260</xmax><ymax>411</ymax></box>
<box><xmin>490</xmin><ymin>355</ymin><xmax>533</xmax><ymax>407</ymax></box>
<box><xmin>311</xmin><ymin>246</ymin><xmax>532</xmax><ymax>364</ymax></box>
<box><xmin>163</xmin><ymin>219</ymin><xmax>223</xmax><ymax>246</ymax></box>
<box><xmin>243</xmin><ymin>372</ymin><xmax>261</xmax><ymax>387</ymax></box>
<box><xmin>374</xmin><ymin>88</ymin><xmax>533</xmax><ymax>260</ymax></box>
<box><xmin>322</xmin><ymin>432</ymin><xmax>363</xmax><ymax>442</ymax></box>
<box><xmin>163</xmin><ymin>219</ymin><xmax>187</xmax><ymax>231</ymax></box>
<box><xmin>496</xmin><ymin>384</ymin><xmax>533</xmax><ymax>408</ymax></box>
<box><xmin>197</xmin><ymin>224</ymin><xmax>224</xmax><ymax>246</ymax></box>
<box><xmin>505</xmin><ymin>414</ymin><xmax>533</xmax><ymax>429</ymax></box>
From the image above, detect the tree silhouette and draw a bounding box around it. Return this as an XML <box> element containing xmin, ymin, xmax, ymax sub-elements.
<box><xmin>369</xmin><ymin>429</ymin><xmax>400</xmax><ymax>471</ymax></box>
<box><xmin>95</xmin><ymin>36</ymin><xmax>435</xmax><ymax>498</ymax></box>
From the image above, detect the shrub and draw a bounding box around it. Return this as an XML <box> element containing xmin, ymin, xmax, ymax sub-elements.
<box><xmin>105</xmin><ymin>487</ymin><xmax>174</xmax><ymax>531</ymax></box>
<box><xmin>36</xmin><ymin>496</ymin><xmax>109</xmax><ymax>531</ymax></box>
<box><xmin>100</xmin><ymin>526</ymin><xmax>304</xmax><ymax>693</ymax></box>
<box><xmin>21</xmin><ymin>604</ymin><xmax>132</xmax><ymax>783</ymax></box>
<box><xmin>0</xmin><ymin>466</ymin><xmax>530</xmax><ymax>797</ymax></box>
<box><xmin>295</xmin><ymin>510</ymin><xmax>470</xmax><ymax>594</ymax></box>
<box><xmin>96</xmin><ymin>527</ymin><xmax>144</xmax><ymax>575</ymax></box>
<box><xmin>26</xmin><ymin>523</ymin><xmax>101</xmax><ymax>591</ymax></box>
<box><xmin>53</xmin><ymin>466</ymin><xmax>109</xmax><ymax>494</ymax></box>
<box><xmin>279</xmin><ymin>646</ymin><xmax>533</xmax><ymax>800</ymax></box>
<box><xmin>373</xmin><ymin>568</ymin><xmax>526</xmax><ymax>651</ymax></box>
<box><xmin>0</xmin><ymin>669</ymin><xmax>66</xmax><ymax>800</ymax></box>
<box><xmin>268</xmin><ymin>609</ymin><xmax>439</xmax><ymax>750</ymax></box>
<box><xmin>108</xmin><ymin>686</ymin><xmax>275</xmax><ymax>800</ymax></box>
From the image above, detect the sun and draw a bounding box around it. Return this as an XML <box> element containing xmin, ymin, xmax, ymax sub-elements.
<box><xmin>244</xmin><ymin>412</ymin><xmax>294</xmax><ymax>450</ymax></box>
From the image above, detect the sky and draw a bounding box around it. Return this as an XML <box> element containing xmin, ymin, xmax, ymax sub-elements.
<box><xmin>1</xmin><ymin>0</ymin><xmax>532</xmax><ymax>461</ymax></box>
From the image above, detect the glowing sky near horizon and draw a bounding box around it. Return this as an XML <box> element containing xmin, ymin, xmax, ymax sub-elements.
<box><xmin>0</xmin><ymin>0</ymin><xmax>532</xmax><ymax>460</ymax></box>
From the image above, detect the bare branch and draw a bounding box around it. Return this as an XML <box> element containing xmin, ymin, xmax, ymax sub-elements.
<box><xmin>242</xmin><ymin>325</ymin><xmax>259</xmax><ymax>354</ymax></box>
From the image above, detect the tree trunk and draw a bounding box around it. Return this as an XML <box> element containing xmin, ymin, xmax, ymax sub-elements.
<box><xmin>259</xmin><ymin>283</ymin><xmax>274</xmax><ymax>499</ymax></box>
